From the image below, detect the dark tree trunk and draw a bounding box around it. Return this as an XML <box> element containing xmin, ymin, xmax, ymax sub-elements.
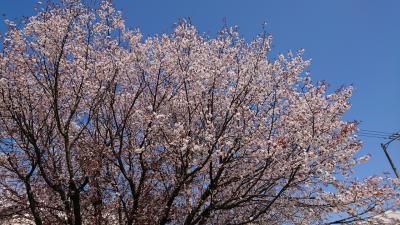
<box><xmin>24</xmin><ymin>181</ymin><xmax>43</xmax><ymax>225</ymax></box>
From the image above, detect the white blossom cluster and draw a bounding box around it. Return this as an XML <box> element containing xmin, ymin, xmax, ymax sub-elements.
<box><xmin>0</xmin><ymin>1</ymin><xmax>398</xmax><ymax>224</ymax></box>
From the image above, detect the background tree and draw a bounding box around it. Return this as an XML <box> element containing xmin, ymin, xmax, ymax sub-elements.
<box><xmin>0</xmin><ymin>1</ymin><xmax>398</xmax><ymax>224</ymax></box>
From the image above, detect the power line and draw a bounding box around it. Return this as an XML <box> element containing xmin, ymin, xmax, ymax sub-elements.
<box><xmin>358</xmin><ymin>133</ymin><xmax>390</xmax><ymax>137</ymax></box>
<box><xmin>358</xmin><ymin>131</ymin><xmax>388</xmax><ymax>136</ymax></box>
<box><xmin>358</xmin><ymin>134</ymin><xmax>389</xmax><ymax>140</ymax></box>
<box><xmin>359</xmin><ymin>129</ymin><xmax>393</xmax><ymax>135</ymax></box>
<box><xmin>356</xmin><ymin>129</ymin><xmax>399</xmax><ymax>141</ymax></box>
<box><xmin>353</xmin><ymin>128</ymin><xmax>400</xmax><ymax>178</ymax></box>
<box><xmin>357</xmin><ymin>133</ymin><xmax>388</xmax><ymax>139</ymax></box>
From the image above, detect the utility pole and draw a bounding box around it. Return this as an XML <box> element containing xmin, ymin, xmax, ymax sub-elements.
<box><xmin>380</xmin><ymin>133</ymin><xmax>400</xmax><ymax>178</ymax></box>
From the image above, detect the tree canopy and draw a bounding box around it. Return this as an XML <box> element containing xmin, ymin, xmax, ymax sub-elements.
<box><xmin>0</xmin><ymin>1</ymin><xmax>398</xmax><ymax>224</ymax></box>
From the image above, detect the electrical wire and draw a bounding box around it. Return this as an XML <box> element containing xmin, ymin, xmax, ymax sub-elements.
<box><xmin>356</xmin><ymin>129</ymin><xmax>400</xmax><ymax>141</ymax></box>
<box><xmin>358</xmin><ymin>133</ymin><xmax>388</xmax><ymax>138</ymax></box>
<box><xmin>357</xmin><ymin>134</ymin><xmax>389</xmax><ymax>139</ymax></box>
<box><xmin>361</xmin><ymin>129</ymin><xmax>394</xmax><ymax>134</ymax></box>
<box><xmin>359</xmin><ymin>129</ymin><xmax>393</xmax><ymax>135</ymax></box>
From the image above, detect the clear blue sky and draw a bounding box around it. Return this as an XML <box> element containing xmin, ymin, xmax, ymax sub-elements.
<box><xmin>1</xmin><ymin>0</ymin><xmax>399</xmax><ymax>178</ymax></box>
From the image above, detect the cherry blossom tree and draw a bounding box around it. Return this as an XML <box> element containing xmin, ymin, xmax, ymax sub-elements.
<box><xmin>0</xmin><ymin>1</ymin><xmax>398</xmax><ymax>224</ymax></box>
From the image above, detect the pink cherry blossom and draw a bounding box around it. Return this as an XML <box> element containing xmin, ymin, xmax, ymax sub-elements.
<box><xmin>0</xmin><ymin>1</ymin><xmax>398</xmax><ymax>225</ymax></box>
